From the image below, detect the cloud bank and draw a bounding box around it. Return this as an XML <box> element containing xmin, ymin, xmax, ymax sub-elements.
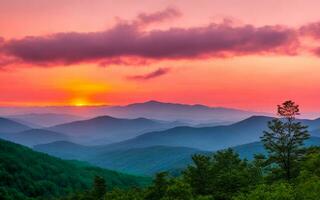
<box><xmin>1</xmin><ymin>8</ymin><xmax>320</xmax><ymax>67</ymax></box>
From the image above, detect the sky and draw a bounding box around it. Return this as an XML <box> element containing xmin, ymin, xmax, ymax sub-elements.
<box><xmin>1</xmin><ymin>0</ymin><xmax>320</xmax><ymax>112</ymax></box>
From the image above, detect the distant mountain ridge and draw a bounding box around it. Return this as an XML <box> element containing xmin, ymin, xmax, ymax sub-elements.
<box><xmin>0</xmin><ymin>129</ymin><xmax>69</xmax><ymax>147</ymax></box>
<box><xmin>35</xmin><ymin>137</ymin><xmax>320</xmax><ymax>176</ymax></box>
<box><xmin>48</xmin><ymin>115</ymin><xmax>187</xmax><ymax>144</ymax></box>
<box><xmin>101</xmin><ymin>115</ymin><xmax>320</xmax><ymax>151</ymax></box>
<box><xmin>100</xmin><ymin>116</ymin><xmax>274</xmax><ymax>151</ymax></box>
<box><xmin>0</xmin><ymin>117</ymin><xmax>30</xmax><ymax>133</ymax></box>
<box><xmin>8</xmin><ymin>113</ymin><xmax>84</xmax><ymax>127</ymax></box>
<box><xmin>0</xmin><ymin>116</ymin><xmax>72</xmax><ymax>147</ymax></box>
<box><xmin>35</xmin><ymin>115</ymin><xmax>320</xmax><ymax>175</ymax></box>
<box><xmin>3</xmin><ymin>114</ymin><xmax>320</xmax><ymax>149</ymax></box>
<box><xmin>0</xmin><ymin>100</ymin><xmax>269</xmax><ymax>124</ymax></box>
<box><xmin>102</xmin><ymin>100</ymin><xmax>268</xmax><ymax>124</ymax></box>
<box><xmin>0</xmin><ymin>115</ymin><xmax>187</xmax><ymax>147</ymax></box>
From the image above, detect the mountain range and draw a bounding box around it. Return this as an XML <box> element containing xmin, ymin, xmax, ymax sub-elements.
<box><xmin>1</xmin><ymin>105</ymin><xmax>320</xmax><ymax>176</ymax></box>
<box><xmin>0</xmin><ymin>129</ymin><xmax>68</xmax><ymax>147</ymax></box>
<box><xmin>34</xmin><ymin>116</ymin><xmax>320</xmax><ymax>175</ymax></box>
<box><xmin>101</xmin><ymin>100</ymin><xmax>268</xmax><ymax>124</ymax></box>
<box><xmin>47</xmin><ymin>115</ymin><xmax>186</xmax><ymax>144</ymax></box>
<box><xmin>7</xmin><ymin>113</ymin><xmax>84</xmax><ymax>127</ymax></box>
<box><xmin>0</xmin><ymin>115</ymin><xmax>185</xmax><ymax>146</ymax></box>
<box><xmin>0</xmin><ymin>100</ymin><xmax>268</xmax><ymax>124</ymax></box>
<box><xmin>100</xmin><ymin>116</ymin><xmax>320</xmax><ymax>151</ymax></box>
<box><xmin>34</xmin><ymin>136</ymin><xmax>320</xmax><ymax>176</ymax></box>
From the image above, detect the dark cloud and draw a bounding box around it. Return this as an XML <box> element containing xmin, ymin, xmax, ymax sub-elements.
<box><xmin>127</xmin><ymin>68</ymin><xmax>170</xmax><ymax>80</ymax></box>
<box><xmin>0</xmin><ymin>8</ymin><xmax>300</xmax><ymax>67</ymax></box>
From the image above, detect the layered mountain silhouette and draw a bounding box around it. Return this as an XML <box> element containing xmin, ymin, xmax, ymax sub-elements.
<box><xmin>98</xmin><ymin>116</ymin><xmax>272</xmax><ymax>151</ymax></box>
<box><xmin>0</xmin><ymin>115</ymin><xmax>186</xmax><ymax>146</ymax></box>
<box><xmin>8</xmin><ymin>113</ymin><xmax>84</xmax><ymax>127</ymax></box>
<box><xmin>0</xmin><ymin>100</ymin><xmax>267</xmax><ymax>124</ymax></box>
<box><xmin>102</xmin><ymin>100</ymin><xmax>266</xmax><ymax>124</ymax></box>
<box><xmin>35</xmin><ymin>115</ymin><xmax>320</xmax><ymax>175</ymax></box>
<box><xmin>0</xmin><ymin>117</ymin><xmax>30</xmax><ymax>133</ymax></box>
<box><xmin>102</xmin><ymin>116</ymin><xmax>320</xmax><ymax>151</ymax></box>
<box><xmin>47</xmin><ymin>115</ymin><xmax>186</xmax><ymax>144</ymax></box>
<box><xmin>35</xmin><ymin>136</ymin><xmax>320</xmax><ymax>176</ymax></box>
<box><xmin>0</xmin><ymin>129</ymin><xmax>68</xmax><ymax>147</ymax></box>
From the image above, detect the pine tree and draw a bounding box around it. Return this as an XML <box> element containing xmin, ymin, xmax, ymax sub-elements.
<box><xmin>261</xmin><ymin>100</ymin><xmax>310</xmax><ymax>180</ymax></box>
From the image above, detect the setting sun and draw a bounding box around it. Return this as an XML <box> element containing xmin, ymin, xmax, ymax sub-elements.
<box><xmin>72</xmin><ymin>98</ymin><xmax>89</xmax><ymax>107</ymax></box>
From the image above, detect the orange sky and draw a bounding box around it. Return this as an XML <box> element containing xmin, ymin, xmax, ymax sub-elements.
<box><xmin>1</xmin><ymin>0</ymin><xmax>320</xmax><ymax>112</ymax></box>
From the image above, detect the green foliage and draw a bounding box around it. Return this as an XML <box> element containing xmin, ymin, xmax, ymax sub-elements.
<box><xmin>162</xmin><ymin>179</ymin><xmax>193</xmax><ymax>200</ymax></box>
<box><xmin>294</xmin><ymin>150</ymin><xmax>320</xmax><ymax>200</ymax></box>
<box><xmin>296</xmin><ymin>176</ymin><xmax>320</xmax><ymax>200</ymax></box>
<box><xmin>183</xmin><ymin>154</ymin><xmax>212</xmax><ymax>195</ymax></box>
<box><xmin>233</xmin><ymin>182</ymin><xmax>296</xmax><ymax>200</ymax></box>
<box><xmin>184</xmin><ymin>149</ymin><xmax>261</xmax><ymax>199</ymax></box>
<box><xmin>105</xmin><ymin>188</ymin><xmax>145</xmax><ymax>200</ymax></box>
<box><xmin>0</xmin><ymin>139</ymin><xmax>150</xmax><ymax>200</ymax></box>
<box><xmin>144</xmin><ymin>172</ymin><xmax>170</xmax><ymax>200</ymax></box>
<box><xmin>261</xmin><ymin>100</ymin><xmax>310</xmax><ymax>180</ymax></box>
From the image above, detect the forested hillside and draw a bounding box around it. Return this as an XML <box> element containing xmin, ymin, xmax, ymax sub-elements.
<box><xmin>0</xmin><ymin>139</ymin><xmax>150</xmax><ymax>200</ymax></box>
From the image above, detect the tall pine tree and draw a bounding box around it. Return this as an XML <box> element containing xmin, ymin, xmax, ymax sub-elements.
<box><xmin>261</xmin><ymin>100</ymin><xmax>309</xmax><ymax>180</ymax></box>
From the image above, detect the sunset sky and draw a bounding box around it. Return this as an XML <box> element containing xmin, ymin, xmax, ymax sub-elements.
<box><xmin>1</xmin><ymin>0</ymin><xmax>320</xmax><ymax>112</ymax></box>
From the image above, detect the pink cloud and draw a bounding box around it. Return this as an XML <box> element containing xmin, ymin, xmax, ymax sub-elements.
<box><xmin>300</xmin><ymin>22</ymin><xmax>320</xmax><ymax>39</ymax></box>
<box><xmin>0</xmin><ymin>9</ymin><xmax>300</xmax><ymax>67</ymax></box>
<box><xmin>127</xmin><ymin>68</ymin><xmax>170</xmax><ymax>80</ymax></box>
<box><xmin>136</xmin><ymin>7</ymin><xmax>182</xmax><ymax>25</ymax></box>
<box><xmin>300</xmin><ymin>22</ymin><xmax>320</xmax><ymax>56</ymax></box>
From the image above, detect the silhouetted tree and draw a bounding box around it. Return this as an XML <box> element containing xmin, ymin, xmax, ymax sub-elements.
<box><xmin>261</xmin><ymin>100</ymin><xmax>310</xmax><ymax>180</ymax></box>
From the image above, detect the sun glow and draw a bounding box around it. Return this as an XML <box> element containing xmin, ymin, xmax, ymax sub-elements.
<box><xmin>72</xmin><ymin>98</ymin><xmax>89</xmax><ymax>107</ymax></box>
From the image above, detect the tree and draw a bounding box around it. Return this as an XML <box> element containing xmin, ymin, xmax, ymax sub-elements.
<box><xmin>92</xmin><ymin>176</ymin><xmax>107</xmax><ymax>199</ymax></box>
<box><xmin>184</xmin><ymin>149</ymin><xmax>260</xmax><ymax>200</ymax></box>
<box><xmin>209</xmin><ymin>149</ymin><xmax>259</xmax><ymax>200</ymax></box>
<box><xmin>145</xmin><ymin>172</ymin><xmax>169</xmax><ymax>200</ymax></box>
<box><xmin>261</xmin><ymin>100</ymin><xmax>310</xmax><ymax>180</ymax></box>
<box><xmin>162</xmin><ymin>179</ymin><xmax>193</xmax><ymax>200</ymax></box>
<box><xmin>183</xmin><ymin>154</ymin><xmax>212</xmax><ymax>195</ymax></box>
